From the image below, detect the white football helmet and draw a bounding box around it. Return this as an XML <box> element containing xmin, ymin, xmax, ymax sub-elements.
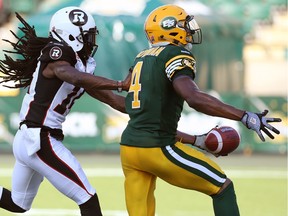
<box><xmin>49</xmin><ymin>6</ymin><xmax>98</xmax><ymax>58</ymax></box>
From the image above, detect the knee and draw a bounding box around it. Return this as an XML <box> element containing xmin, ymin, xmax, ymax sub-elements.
<box><xmin>216</xmin><ymin>178</ymin><xmax>233</xmax><ymax>195</ymax></box>
<box><xmin>211</xmin><ymin>178</ymin><xmax>240</xmax><ymax>216</ymax></box>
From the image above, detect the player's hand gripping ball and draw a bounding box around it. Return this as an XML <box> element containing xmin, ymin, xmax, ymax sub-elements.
<box><xmin>204</xmin><ymin>126</ymin><xmax>240</xmax><ymax>156</ymax></box>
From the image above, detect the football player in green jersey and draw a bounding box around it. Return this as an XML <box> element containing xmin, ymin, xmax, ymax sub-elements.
<box><xmin>120</xmin><ymin>4</ymin><xmax>282</xmax><ymax>216</ymax></box>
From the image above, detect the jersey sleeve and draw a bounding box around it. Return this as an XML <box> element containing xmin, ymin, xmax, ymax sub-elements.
<box><xmin>164</xmin><ymin>46</ymin><xmax>196</xmax><ymax>81</ymax></box>
<box><xmin>39</xmin><ymin>41</ymin><xmax>77</xmax><ymax>66</ymax></box>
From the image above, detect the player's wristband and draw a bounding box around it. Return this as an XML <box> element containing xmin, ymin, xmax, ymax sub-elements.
<box><xmin>117</xmin><ymin>81</ymin><xmax>123</xmax><ymax>92</ymax></box>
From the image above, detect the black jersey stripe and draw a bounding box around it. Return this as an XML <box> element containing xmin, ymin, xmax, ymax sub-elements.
<box><xmin>36</xmin><ymin>131</ymin><xmax>93</xmax><ymax>196</ymax></box>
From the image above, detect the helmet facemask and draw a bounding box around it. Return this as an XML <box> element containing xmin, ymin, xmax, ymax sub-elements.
<box><xmin>177</xmin><ymin>15</ymin><xmax>202</xmax><ymax>45</ymax></box>
<box><xmin>77</xmin><ymin>26</ymin><xmax>99</xmax><ymax>61</ymax></box>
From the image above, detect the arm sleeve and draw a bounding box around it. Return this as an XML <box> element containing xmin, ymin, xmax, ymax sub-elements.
<box><xmin>164</xmin><ymin>47</ymin><xmax>197</xmax><ymax>81</ymax></box>
<box><xmin>171</xmin><ymin>68</ymin><xmax>195</xmax><ymax>81</ymax></box>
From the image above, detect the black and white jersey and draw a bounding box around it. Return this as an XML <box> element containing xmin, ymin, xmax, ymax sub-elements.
<box><xmin>19</xmin><ymin>41</ymin><xmax>96</xmax><ymax>129</ymax></box>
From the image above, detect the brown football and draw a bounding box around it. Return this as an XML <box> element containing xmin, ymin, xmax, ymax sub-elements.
<box><xmin>204</xmin><ymin>126</ymin><xmax>240</xmax><ymax>156</ymax></box>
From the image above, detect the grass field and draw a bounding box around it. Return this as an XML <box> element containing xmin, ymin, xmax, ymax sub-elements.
<box><xmin>0</xmin><ymin>153</ymin><xmax>287</xmax><ymax>216</ymax></box>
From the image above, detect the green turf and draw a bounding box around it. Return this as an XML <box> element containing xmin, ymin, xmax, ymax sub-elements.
<box><xmin>0</xmin><ymin>154</ymin><xmax>287</xmax><ymax>216</ymax></box>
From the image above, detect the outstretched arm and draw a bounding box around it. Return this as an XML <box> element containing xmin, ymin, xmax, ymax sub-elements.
<box><xmin>176</xmin><ymin>130</ymin><xmax>196</xmax><ymax>144</ymax></box>
<box><xmin>86</xmin><ymin>89</ymin><xmax>126</xmax><ymax>113</ymax></box>
<box><xmin>43</xmin><ymin>60</ymin><xmax>130</xmax><ymax>91</ymax></box>
<box><xmin>173</xmin><ymin>75</ymin><xmax>244</xmax><ymax>120</ymax></box>
<box><xmin>173</xmin><ymin>75</ymin><xmax>281</xmax><ymax>141</ymax></box>
<box><xmin>43</xmin><ymin>60</ymin><xmax>131</xmax><ymax>113</ymax></box>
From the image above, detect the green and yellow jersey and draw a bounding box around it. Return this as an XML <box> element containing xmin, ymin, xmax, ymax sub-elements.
<box><xmin>121</xmin><ymin>44</ymin><xmax>196</xmax><ymax>147</ymax></box>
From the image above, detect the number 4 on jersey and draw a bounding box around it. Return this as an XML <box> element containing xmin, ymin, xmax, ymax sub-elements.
<box><xmin>129</xmin><ymin>61</ymin><xmax>142</xmax><ymax>109</ymax></box>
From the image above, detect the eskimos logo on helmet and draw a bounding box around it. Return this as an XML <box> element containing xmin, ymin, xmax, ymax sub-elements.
<box><xmin>69</xmin><ymin>9</ymin><xmax>88</xmax><ymax>26</ymax></box>
<box><xmin>161</xmin><ymin>17</ymin><xmax>176</xmax><ymax>30</ymax></box>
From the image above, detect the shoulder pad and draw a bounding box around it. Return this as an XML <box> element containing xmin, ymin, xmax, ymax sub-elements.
<box><xmin>40</xmin><ymin>41</ymin><xmax>76</xmax><ymax>65</ymax></box>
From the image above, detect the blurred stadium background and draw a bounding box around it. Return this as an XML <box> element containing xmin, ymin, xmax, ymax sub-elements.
<box><xmin>0</xmin><ymin>0</ymin><xmax>287</xmax><ymax>154</ymax></box>
<box><xmin>0</xmin><ymin>0</ymin><xmax>288</xmax><ymax>154</ymax></box>
<box><xmin>0</xmin><ymin>0</ymin><xmax>287</xmax><ymax>216</ymax></box>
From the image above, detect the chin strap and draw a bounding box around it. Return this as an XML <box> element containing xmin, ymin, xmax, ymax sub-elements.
<box><xmin>91</xmin><ymin>45</ymin><xmax>98</xmax><ymax>57</ymax></box>
<box><xmin>184</xmin><ymin>43</ymin><xmax>193</xmax><ymax>52</ymax></box>
<box><xmin>51</xmin><ymin>30</ymin><xmax>69</xmax><ymax>47</ymax></box>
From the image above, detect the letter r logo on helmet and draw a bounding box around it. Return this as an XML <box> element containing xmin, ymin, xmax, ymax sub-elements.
<box><xmin>69</xmin><ymin>9</ymin><xmax>88</xmax><ymax>26</ymax></box>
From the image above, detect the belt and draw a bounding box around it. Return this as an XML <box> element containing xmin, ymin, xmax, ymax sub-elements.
<box><xmin>19</xmin><ymin>121</ymin><xmax>64</xmax><ymax>141</ymax></box>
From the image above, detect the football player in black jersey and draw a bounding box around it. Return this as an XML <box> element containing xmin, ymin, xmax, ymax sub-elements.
<box><xmin>0</xmin><ymin>6</ymin><xmax>130</xmax><ymax>216</ymax></box>
<box><xmin>119</xmin><ymin>4</ymin><xmax>282</xmax><ymax>216</ymax></box>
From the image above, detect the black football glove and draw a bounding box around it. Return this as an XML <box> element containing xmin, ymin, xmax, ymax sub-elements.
<box><xmin>241</xmin><ymin>110</ymin><xmax>281</xmax><ymax>141</ymax></box>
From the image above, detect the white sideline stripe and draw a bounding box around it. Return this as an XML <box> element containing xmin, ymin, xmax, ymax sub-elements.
<box><xmin>0</xmin><ymin>168</ymin><xmax>286</xmax><ymax>179</ymax></box>
<box><xmin>225</xmin><ymin>170</ymin><xmax>287</xmax><ymax>179</ymax></box>
<box><xmin>14</xmin><ymin>209</ymin><xmax>128</xmax><ymax>216</ymax></box>
<box><xmin>86</xmin><ymin>168</ymin><xmax>124</xmax><ymax>176</ymax></box>
<box><xmin>0</xmin><ymin>168</ymin><xmax>124</xmax><ymax>177</ymax></box>
<box><xmin>13</xmin><ymin>210</ymin><xmax>160</xmax><ymax>216</ymax></box>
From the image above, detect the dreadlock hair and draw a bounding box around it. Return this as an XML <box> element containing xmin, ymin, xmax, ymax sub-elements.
<box><xmin>0</xmin><ymin>12</ymin><xmax>51</xmax><ymax>88</ymax></box>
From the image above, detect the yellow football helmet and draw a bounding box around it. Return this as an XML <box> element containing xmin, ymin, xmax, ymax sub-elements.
<box><xmin>144</xmin><ymin>4</ymin><xmax>202</xmax><ymax>46</ymax></box>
